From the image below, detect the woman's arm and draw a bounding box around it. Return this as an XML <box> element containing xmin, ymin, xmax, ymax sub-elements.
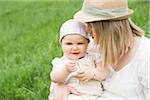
<box><xmin>51</xmin><ymin>83</ymin><xmax>80</xmax><ymax>100</ymax></box>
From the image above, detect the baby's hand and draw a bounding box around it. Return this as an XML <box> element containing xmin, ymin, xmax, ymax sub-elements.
<box><xmin>76</xmin><ymin>68</ymin><xmax>94</xmax><ymax>83</ymax></box>
<box><xmin>65</xmin><ymin>60</ymin><xmax>77</xmax><ymax>72</ymax></box>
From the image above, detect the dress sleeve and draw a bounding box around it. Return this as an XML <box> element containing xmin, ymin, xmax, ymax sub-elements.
<box><xmin>51</xmin><ymin>57</ymin><xmax>63</xmax><ymax>69</ymax></box>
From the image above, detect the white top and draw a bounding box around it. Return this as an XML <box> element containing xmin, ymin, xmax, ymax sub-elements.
<box><xmin>100</xmin><ymin>36</ymin><xmax>150</xmax><ymax>100</ymax></box>
<box><xmin>51</xmin><ymin>53</ymin><xmax>102</xmax><ymax>96</ymax></box>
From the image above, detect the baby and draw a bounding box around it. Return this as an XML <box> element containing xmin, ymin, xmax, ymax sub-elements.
<box><xmin>50</xmin><ymin>19</ymin><xmax>109</xmax><ymax>100</ymax></box>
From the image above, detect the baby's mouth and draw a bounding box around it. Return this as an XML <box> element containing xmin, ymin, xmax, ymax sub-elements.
<box><xmin>72</xmin><ymin>53</ymin><xmax>79</xmax><ymax>54</ymax></box>
<box><xmin>71</xmin><ymin>52</ymin><xmax>80</xmax><ymax>55</ymax></box>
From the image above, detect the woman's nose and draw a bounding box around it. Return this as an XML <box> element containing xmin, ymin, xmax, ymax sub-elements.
<box><xmin>85</xmin><ymin>24</ymin><xmax>92</xmax><ymax>33</ymax></box>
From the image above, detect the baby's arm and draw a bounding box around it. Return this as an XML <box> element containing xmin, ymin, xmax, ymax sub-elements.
<box><xmin>50</xmin><ymin>66</ymin><xmax>70</xmax><ymax>83</ymax></box>
<box><xmin>50</xmin><ymin>59</ymin><xmax>77</xmax><ymax>83</ymax></box>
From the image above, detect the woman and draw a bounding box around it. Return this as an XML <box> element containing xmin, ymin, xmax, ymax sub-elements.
<box><xmin>50</xmin><ymin>0</ymin><xmax>150</xmax><ymax>100</ymax></box>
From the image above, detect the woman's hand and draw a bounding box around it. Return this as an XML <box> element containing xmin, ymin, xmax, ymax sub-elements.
<box><xmin>53</xmin><ymin>84</ymin><xmax>80</xmax><ymax>100</ymax></box>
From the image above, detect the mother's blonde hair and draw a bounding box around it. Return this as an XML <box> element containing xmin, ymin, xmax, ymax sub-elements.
<box><xmin>88</xmin><ymin>18</ymin><xmax>144</xmax><ymax>68</ymax></box>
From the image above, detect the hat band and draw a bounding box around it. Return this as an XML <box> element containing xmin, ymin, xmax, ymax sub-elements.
<box><xmin>82</xmin><ymin>3</ymin><xmax>128</xmax><ymax>17</ymax></box>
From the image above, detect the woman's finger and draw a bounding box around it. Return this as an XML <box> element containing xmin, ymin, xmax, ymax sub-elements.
<box><xmin>62</xmin><ymin>96</ymin><xmax>68</xmax><ymax>100</ymax></box>
<box><xmin>54</xmin><ymin>94</ymin><xmax>62</xmax><ymax>100</ymax></box>
<box><xmin>53</xmin><ymin>84</ymin><xmax>70</xmax><ymax>100</ymax></box>
<box><xmin>68</xmin><ymin>85</ymin><xmax>80</xmax><ymax>96</ymax></box>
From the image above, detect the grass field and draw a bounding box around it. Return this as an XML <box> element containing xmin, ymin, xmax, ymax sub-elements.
<box><xmin>0</xmin><ymin>0</ymin><xmax>149</xmax><ymax>100</ymax></box>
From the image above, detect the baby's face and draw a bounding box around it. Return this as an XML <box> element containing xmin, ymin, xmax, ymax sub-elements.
<box><xmin>61</xmin><ymin>34</ymin><xmax>88</xmax><ymax>60</ymax></box>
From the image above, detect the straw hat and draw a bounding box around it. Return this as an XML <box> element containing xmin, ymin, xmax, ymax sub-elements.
<box><xmin>59</xmin><ymin>19</ymin><xmax>89</xmax><ymax>42</ymax></box>
<box><xmin>74</xmin><ymin>0</ymin><xmax>134</xmax><ymax>22</ymax></box>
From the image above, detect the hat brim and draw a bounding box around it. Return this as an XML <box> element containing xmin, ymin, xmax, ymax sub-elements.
<box><xmin>74</xmin><ymin>9</ymin><xmax>134</xmax><ymax>22</ymax></box>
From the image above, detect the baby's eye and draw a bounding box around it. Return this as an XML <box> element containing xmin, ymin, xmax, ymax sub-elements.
<box><xmin>66</xmin><ymin>43</ymin><xmax>72</xmax><ymax>45</ymax></box>
<box><xmin>78</xmin><ymin>42</ymin><xmax>83</xmax><ymax>45</ymax></box>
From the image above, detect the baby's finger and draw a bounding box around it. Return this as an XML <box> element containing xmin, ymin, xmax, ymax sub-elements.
<box><xmin>79</xmin><ymin>76</ymin><xmax>88</xmax><ymax>81</ymax></box>
<box><xmin>76</xmin><ymin>74</ymin><xmax>83</xmax><ymax>79</ymax></box>
<box><xmin>82</xmin><ymin>79</ymin><xmax>89</xmax><ymax>83</ymax></box>
<box><xmin>69</xmin><ymin>63</ymin><xmax>75</xmax><ymax>67</ymax></box>
<box><xmin>71</xmin><ymin>67</ymin><xmax>77</xmax><ymax>72</ymax></box>
<box><xmin>77</xmin><ymin>70</ymin><xmax>84</xmax><ymax>75</ymax></box>
<box><xmin>68</xmin><ymin>60</ymin><xmax>76</xmax><ymax>64</ymax></box>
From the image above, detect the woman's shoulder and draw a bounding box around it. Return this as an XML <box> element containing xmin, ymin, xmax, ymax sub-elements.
<box><xmin>139</xmin><ymin>36</ymin><xmax>150</xmax><ymax>55</ymax></box>
<box><xmin>137</xmin><ymin>36</ymin><xmax>150</xmax><ymax>52</ymax></box>
<box><xmin>136</xmin><ymin>36</ymin><xmax>150</xmax><ymax>69</ymax></box>
<box><xmin>136</xmin><ymin>36</ymin><xmax>149</xmax><ymax>56</ymax></box>
<box><xmin>141</xmin><ymin>36</ymin><xmax>150</xmax><ymax>46</ymax></box>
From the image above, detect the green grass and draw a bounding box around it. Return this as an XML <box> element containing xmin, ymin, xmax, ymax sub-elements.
<box><xmin>0</xmin><ymin>0</ymin><xmax>149</xmax><ymax>100</ymax></box>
